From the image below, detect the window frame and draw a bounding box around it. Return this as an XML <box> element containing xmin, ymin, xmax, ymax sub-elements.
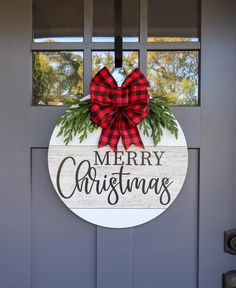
<box><xmin>31</xmin><ymin>0</ymin><xmax>201</xmax><ymax>106</ymax></box>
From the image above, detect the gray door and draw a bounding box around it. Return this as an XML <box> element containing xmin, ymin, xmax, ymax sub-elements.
<box><xmin>0</xmin><ymin>0</ymin><xmax>236</xmax><ymax>288</ymax></box>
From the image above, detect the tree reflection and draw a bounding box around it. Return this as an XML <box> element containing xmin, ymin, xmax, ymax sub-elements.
<box><xmin>147</xmin><ymin>51</ymin><xmax>198</xmax><ymax>105</ymax></box>
<box><xmin>33</xmin><ymin>51</ymin><xmax>83</xmax><ymax>105</ymax></box>
<box><xmin>33</xmin><ymin>50</ymin><xmax>198</xmax><ymax>106</ymax></box>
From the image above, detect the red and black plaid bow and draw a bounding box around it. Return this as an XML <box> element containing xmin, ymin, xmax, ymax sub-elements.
<box><xmin>90</xmin><ymin>66</ymin><xmax>149</xmax><ymax>151</ymax></box>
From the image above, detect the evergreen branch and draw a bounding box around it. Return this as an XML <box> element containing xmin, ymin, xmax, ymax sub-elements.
<box><xmin>56</xmin><ymin>97</ymin><xmax>178</xmax><ymax>146</ymax></box>
<box><xmin>140</xmin><ymin>96</ymin><xmax>178</xmax><ymax>146</ymax></box>
<box><xmin>56</xmin><ymin>99</ymin><xmax>98</xmax><ymax>145</ymax></box>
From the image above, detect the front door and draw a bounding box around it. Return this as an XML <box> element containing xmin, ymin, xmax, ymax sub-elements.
<box><xmin>0</xmin><ymin>0</ymin><xmax>236</xmax><ymax>287</ymax></box>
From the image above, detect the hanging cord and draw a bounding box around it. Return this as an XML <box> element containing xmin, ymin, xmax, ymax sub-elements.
<box><xmin>115</xmin><ymin>0</ymin><xmax>123</xmax><ymax>68</ymax></box>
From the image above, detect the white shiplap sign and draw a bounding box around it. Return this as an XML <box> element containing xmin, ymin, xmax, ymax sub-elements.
<box><xmin>48</xmin><ymin>120</ymin><xmax>188</xmax><ymax>228</ymax></box>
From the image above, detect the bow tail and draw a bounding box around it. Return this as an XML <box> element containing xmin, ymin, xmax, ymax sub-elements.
<box><xmin>120</xmin><ymin>115</ymin><xmax>144</xmax><ymax>150</ymax></box>
<box><xmin>96</xmin><ymin>110</ymin><xmax>145</xmax><ymax>151</ymax></box>
<box><xmin>98</xmin><ymin>116</ymin><xmax>121</xmax><ymax>152</ymax></box>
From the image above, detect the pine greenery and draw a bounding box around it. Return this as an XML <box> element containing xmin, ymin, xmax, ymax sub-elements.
<box><xmin>139</xmin><ymin>96</ymin><xmax>178</xmax><ymax>145</ymax></box>
<box><xmin>56</xmin><ymin>99</ymin><xmax>98</xmax><ymax>145</ymax></box>
<box><xmin>56</xmin><ymin>97</ymin><xmax>178</xmax><ymax>146</ymax></box>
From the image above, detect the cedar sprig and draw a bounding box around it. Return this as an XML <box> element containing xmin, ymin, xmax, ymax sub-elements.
<box><xmin>56</xmin><ymin>97</ymin><xmax>178</xmax><ymax>146</ymax></box>
<box><xmin>139</xmin><ymin>96</ymin><xmax>178</xmax><ymax>145</ymax></box>
<box><xmin>56</xmin><ymin>99</ymin><xmax>98</xmax><ymax>145</ymax></box>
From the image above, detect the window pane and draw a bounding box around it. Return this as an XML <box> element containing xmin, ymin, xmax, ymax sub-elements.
<box><xmin>92</xmin><ymin>51</ymin><xmax>139</xmax><ymax>76</ymax></box>
<box><xmin>147</xmin><ymin>51</ymin><xmax>199</xmax><ymax>105</ymax></box>
<box><xmin>33</xmin><ymin>51</ymin><xmax>83</xmax><ymax>105</ymax></box>
<box><xmin>93</xmin><ymin>0</ymin><xmax>139</xmax><ymax>42</ymax></box>
<box><xmin>33</xmin><ymin>0</ymin><xmax>84</xmax><ymax>42</ymax></box>
<box><xmin>148</xmin><ymin>0</ymin><xmax>199</xmax><ymax>42</ymax></box>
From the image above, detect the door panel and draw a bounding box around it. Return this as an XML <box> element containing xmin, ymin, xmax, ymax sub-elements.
<box><xmin>133</xmin><ymin>149</ymin><xmax>198</xmax><ymax>288</ymax></box>
<box><xmin>31</xmin><ymin>149</ymin><xmax>96</xmax><ymax>288</ymax></box>
<box><xmin>31</xmin><ymin>149</ymin><xmax>198</xmax><ymax>288</ymax></box>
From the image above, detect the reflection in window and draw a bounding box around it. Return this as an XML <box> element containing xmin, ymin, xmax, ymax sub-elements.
<box><xmin>33</xmin><ymin>52</ymin><xmax>83</xmax><ymax>105</ymax></box>
<box><xmin>92</xmin><ymin>51</ymin><xmax>139</xmax><ymax>76</ymax></box>
<box><xmin>147</xmin><ymin>51</ymin><xmax>199</xmax><ymax>105</ymax></box>
<box><xmin>148</xmin><ymin>0</ymin><xmax>199</xmax><ymax>42</ymax></box>
<box><xmin>34</xmin><ymin>37</ymin><xmax>83</xmax><ymax>43</ymax></box>
<box><xmin>93</xmin><ymin>0</ymin><xmax>139</xmax><ymax>42</ymax></box>
<box><xmin>33</xmin><ymin>0</ymin><xmax>84</xmax><ymax>42</ymax></box>
<box><xmin>148</xmin><ymin>37</ymin><xmax>199</xmax><ymax>43</ymax></box>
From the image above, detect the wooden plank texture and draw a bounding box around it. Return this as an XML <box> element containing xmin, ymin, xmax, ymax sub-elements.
<box><xmin>48</xmin><ymin>146</ymin><xmax>188</xmax><ymax>209</ymax></box>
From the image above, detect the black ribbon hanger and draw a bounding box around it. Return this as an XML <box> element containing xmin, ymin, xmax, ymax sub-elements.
<box><xmin>115</xmin><ymin>0</ymin><xmax>123</xmax><ymax>68</ymax></box>
<box><xmin>112</xmin><ymin>0</ymin><xmax>127</xmax><ymax>86</ymax></box>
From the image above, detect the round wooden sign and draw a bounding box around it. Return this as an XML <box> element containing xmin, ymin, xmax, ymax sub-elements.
<box><xmin>48</xmin><ymin>114</ymin><xmax>188</xmax><ymax>228</ymax></box>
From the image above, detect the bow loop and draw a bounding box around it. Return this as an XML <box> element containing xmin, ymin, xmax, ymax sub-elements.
<box><xmin>90</xmin><ymin>67</ymin><xmax>149</xmax><ymax>151</ymax></box>
<box><xmin>90</xmin><ymin>67</ymin><xmax>117</xmax><ymax>88</ymax></box>
<box><xmin>122</xmin><ymin>68</ymin><xmax>150</xmax><ymax>88</ymax></box>
<box><xmin>90</xmin><ymin>83</ymin><xmax>111</xmax><ymax>105</ymax></box>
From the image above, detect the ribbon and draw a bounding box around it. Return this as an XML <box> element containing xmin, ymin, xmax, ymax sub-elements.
<box><xmin>90</xmin><ymin>66</ymin><xmax>149</xmax><ymax>151</ymax></box>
